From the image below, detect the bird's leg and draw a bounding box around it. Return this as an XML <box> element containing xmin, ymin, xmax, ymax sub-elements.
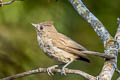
<box><xmin>47</xmin><ymin>65</ymin><xmax>58</xmax><ymax>76</ymax></box>
<box><xmin>61</xmin><ymin>59</ymin><xmax>73</xmax><ymax>75</ymax></box>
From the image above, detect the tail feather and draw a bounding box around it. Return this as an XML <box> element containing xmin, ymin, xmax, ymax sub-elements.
<box><xmin>78</xmin><ymin>56</ymin><xmax>90</xmax><ymax>63</ymax></box>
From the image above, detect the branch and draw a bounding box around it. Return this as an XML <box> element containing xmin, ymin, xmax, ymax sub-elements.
<box><xmin>81</xmin><ymin>51</ymin><xmax>115</xmax><ymax>59</ymax></box>
<box><xmin>98</xmin><ymin>19</ymin><xmax>119</xmax><ymax>79</ymax></box>
<box><xmin>0</xmin><ymin>68</ymin><xmax>96</xmax><ymax>80</ymax></box>
<box><xmin>69</xmin><ymin>0</ymin><xmax>119</xmax><ymax>80</ymax></box>
<box><xmin>115</xmin><ymin>18</ymin><xmax>120</xmax><ymax>35</ymax></box>
<box><xmin>0</xmin><ymin>0</ymin><xmax>118</xmax><ymax>80</ymax></box>
<box><xmin>69</xmin><ymin>0</ymin><xmax>112</xmax><ymax>43</ymax></box>
<box><xmin>115</xmin><ymin>18</ymin><xmax>120</xmax><ymax>52</ymax></box>
<box><xmin>117</xmin><ymin>76</ymin><xmax>120</xmax><ymax>80</ymax></box>
<box><xmin>114</xmin><ymin>18</ymin><xmax>120</xmax><ymax>75</ymax></box>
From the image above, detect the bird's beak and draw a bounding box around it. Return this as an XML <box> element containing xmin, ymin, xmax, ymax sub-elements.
<box><xmin>31</xmin><ymin>23</ymin><xmax>37</xmax><ymax>28</ymax></box>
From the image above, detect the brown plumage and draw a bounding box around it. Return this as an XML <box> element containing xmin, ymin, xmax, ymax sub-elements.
<box><xmin>51</xmin><ymin>32</ymin><xmax>90</xmax><ymax>62</ymax></box>
<box><xmin>32</xmin><ymin>21</ymin><xmax>90</xmax><ymax>75</ymax></box>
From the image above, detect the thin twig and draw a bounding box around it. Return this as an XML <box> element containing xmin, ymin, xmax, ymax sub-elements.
<box><xmin>0</xmin><ymin>68</ymin><xmax>95</xmax><ymax>80</ymax></box>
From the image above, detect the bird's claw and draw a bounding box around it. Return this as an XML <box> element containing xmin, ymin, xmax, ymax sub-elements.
<box><xmin>61</xmin><ymin>68</ymin><xmax>67</xmax><ymax>76</ymax></box>
<box><xmin>47</xmin><ymin>65</ymin><xmax>58</xmax><ymax>76</ymax></box>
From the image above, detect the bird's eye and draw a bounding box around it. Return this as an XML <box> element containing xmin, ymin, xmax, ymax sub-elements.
<box><xmin>40</xmin><ymin>26</ymin><xmax>43</xmax><ymax>30</ymax></box>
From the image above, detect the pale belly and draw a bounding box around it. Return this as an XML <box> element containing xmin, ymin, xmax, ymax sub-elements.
<box><xmin>37</xmin><ymin>36</ymin><xmax>77</xmax><ymax>63</ymax></box>
<box><xmin>44</xmin><ymin>46</ymin><xmax>77</xmax><ymax>63</ymax></box>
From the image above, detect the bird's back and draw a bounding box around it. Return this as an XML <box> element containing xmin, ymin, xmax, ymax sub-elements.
<box><xmin>50</xmin><ymin>32</ymin><xmax>90</xmax><ymax>62</ymax></box>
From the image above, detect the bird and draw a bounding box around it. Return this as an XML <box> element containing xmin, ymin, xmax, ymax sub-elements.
<box><xmin>32</xmin><ymin>21</ymin><xmax>90</xmax><ymax>75</ymax></box>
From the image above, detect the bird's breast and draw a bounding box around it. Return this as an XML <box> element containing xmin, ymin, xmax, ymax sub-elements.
<box><xmin>37</xmin><ymin>35</ymin><xmax>77</xmax><ymax>63</ymax></box>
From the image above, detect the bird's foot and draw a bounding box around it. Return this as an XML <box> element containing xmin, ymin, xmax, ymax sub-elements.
<box><xmin>47</xmin><ymin>65</ymin><xmax>58</xmax><ymax>76</ymax></box>
<box><xmin>61</xmin><ymin>68</ymin><xmax>68</xmax><ymax>76</ymax></box>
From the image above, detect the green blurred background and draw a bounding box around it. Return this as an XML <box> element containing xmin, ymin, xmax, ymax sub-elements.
<box><xmin>0</xmin><ymin>0</ymin><xmax>120</xmax><ymax>80</ymax></box>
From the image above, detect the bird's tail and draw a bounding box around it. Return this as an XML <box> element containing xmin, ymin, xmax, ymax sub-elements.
<box><xmin>78</xmin><ymin>56</ymin><xmax>90</xmax><ymax>63</ymax></box>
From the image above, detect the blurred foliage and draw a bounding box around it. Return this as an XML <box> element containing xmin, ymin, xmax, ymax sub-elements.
<box><xmin>0</xmin><ymin>0</ymin><xmax>120</xmax><ymax>80</ymax></box>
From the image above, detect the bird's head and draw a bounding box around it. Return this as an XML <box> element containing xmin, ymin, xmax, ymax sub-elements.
<box><xmin>32</xmin><ymin>21</ymin><xmax>57</xmax><ymax>35</ymax></box>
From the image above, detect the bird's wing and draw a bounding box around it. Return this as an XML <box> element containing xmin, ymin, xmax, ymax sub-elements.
<box><xmin>51</xmin><ymin>33</ymin><xmax>87</xmax><ymax>57</ymax></box>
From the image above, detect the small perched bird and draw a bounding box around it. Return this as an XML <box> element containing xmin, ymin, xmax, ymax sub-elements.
<box><xmin>32</xmin><ymin>21</ymin><xmax>90</xmax><ymax>75</ymax></box>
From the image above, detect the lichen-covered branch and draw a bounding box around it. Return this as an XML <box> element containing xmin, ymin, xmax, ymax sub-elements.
<box><xmin>69</xmin><ymin>0</ymin><xmax>119</xmax><ymax>80</ymax></box>
<box><xmin>99</xmin><ymin>39</ymin><xmax>119</xmax><ymax>80</ymax></box>
<box><xmin>98</xmin><ymin>59</ymin><xmax>117</xmax><ymax>80</ymax></box>
<box><xmin>68</xmin><ymin>0</ymin><xmax>112</xmax><ymax>43</ymax></box>
<box><xmin>115</xmin><ymin>18</ymin><xmax>120</xmax><ymax>52</ymax></box>
<box><xmin>115</xmin><ymin>18</ymin><xmax>120</xmax><ymax>36</ymax></box>
<box><xmin>117</xmin><ymin>76</ymin><xmax>120</xmax><ymax>80</ymax></box>
<box><xmin>0</xmin><ymin>68</ymin><xmax>95</xmax><ymax>80</ymax></box>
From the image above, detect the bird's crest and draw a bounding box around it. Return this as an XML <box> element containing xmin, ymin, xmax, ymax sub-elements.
<box><xmin>40</xmin><ymin>21</ymin><xmax>54</xmax><ymax>26</ymax></box>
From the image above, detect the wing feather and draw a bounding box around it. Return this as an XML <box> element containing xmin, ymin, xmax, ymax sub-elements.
<box><xmin>51</xmin><ymin>33</ymin><xmax>88</xmax><ymax>57</ymax></box>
